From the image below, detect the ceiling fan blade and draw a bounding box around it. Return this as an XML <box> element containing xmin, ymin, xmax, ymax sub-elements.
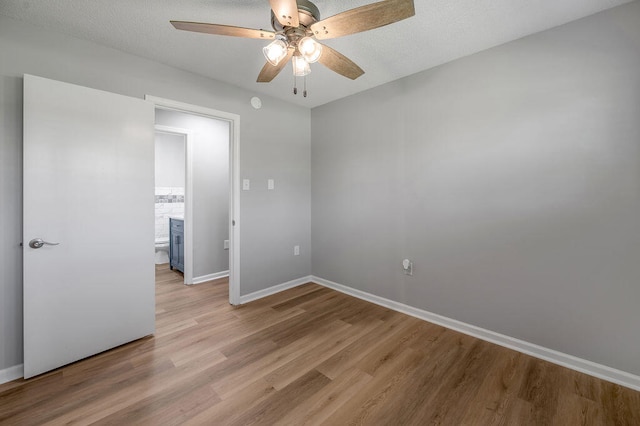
<box><xmin>310</xmin><ymin>0</ymin><xmax>415</xmax><ymax>40</ymax></box>
<box><xmin>257</xmin><ymin>49</ymin><xmax>294</xmax><ymax>82</ymax></box>
<box><xmin>269</xmin><ymin>0</ymin><xmax>300</xmax><ymax>27</ymax></box>
<box><xmin>171</xmin><ymin>21</ymin><xmax>275</xmax><ymax>39</ymax></box>
<box><xmin>318</xmin><ymin>44</ymin><xmax>364</xmax><ymax>80</ymax></box>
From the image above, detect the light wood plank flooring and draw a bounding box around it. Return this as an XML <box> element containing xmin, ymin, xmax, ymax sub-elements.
<box><xmin>1</xmin><ymin>265</ymin><xmax>639</xmax><ymax>425</ymax></box>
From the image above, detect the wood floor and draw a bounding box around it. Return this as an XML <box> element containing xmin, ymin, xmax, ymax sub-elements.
<box><xmin>1</xmin><ymin>265</ymin><xmax>638</xmax><ymax>425</ymax></box>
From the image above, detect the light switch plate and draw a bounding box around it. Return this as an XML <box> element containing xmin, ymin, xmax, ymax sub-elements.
<box><xmin>242</xmin><ymin>179</ymin><xmax>250</xmax><ymax>190</ymax></box>
<box><xmin>268</xmin><ymin>179</ymin><xmax>275</xmax><ymax>190</ymax></box>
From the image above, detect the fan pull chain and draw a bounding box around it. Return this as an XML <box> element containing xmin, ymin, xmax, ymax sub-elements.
<box><xmin>293</xmin><ymin>75</ymin><xmax>297</xmax><ymax>95</ymax></box>
<box><xmin>303</xmin><ymin>76</ymin><xmax>307</xmax><ymax>98</ymax></box>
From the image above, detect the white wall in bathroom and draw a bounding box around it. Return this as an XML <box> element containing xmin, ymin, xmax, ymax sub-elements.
<box><xmin>155</xmin><ymin>132</ymin><xmax>185</xmax><ymax>187</ymax></box>
<box><xmin>154</xmin><ymin>187</ymin><xmax>184</xmax><ymax>244</ymax></box>
<box><xmin>154</xmin><ymin>132</ymin><xmax>186</xmax><ymax>247</ymax></box>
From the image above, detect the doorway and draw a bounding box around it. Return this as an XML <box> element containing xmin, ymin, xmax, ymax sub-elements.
<box><xmin>154</xmin><ymin>126</ymin><xmax>191</xmax><ymax>283</ymax></box>
<box><xmin>147</xmin><ymin>96</ymin><xmax>241</xmax><ymax>305</ymax></box>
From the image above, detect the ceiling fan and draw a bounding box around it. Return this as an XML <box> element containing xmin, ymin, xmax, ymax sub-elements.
<box><xmin>171</xmin><ymin>0</ymin><xmax>415</xmax><ymax>97</ymax></box>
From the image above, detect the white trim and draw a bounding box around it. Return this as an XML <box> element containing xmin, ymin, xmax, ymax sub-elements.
<box><xmin>311</xmin><ymin>275</ymin><xmax>640</xmax><ymax>392</ymax></box>
<box><xmin>146</xmin><ymin>95</ymin><xmax>241</xmax><ymax>305</ymax></box>
<box><xmin>229</xmin><ymin>110</ymin><xmax>241</xmax><ymax>305</ymax></box>
<box><xmin>192</xmin><ymin>270</ymin><xmax>230</xmax><ymax>285</ymax></box>
<box><xmin>154</xmin><ymin>125</ymin><xmax>194</xmax><ymax>285</ymax></box>
<box><xmin>0</xmin><ymin>364</ymin><xmax>23</xmax><ymax>385</ymax></box>
<box><xmin>239</xmin><ymin>276</ymin><xmax>312</xmax><ymax>305</ymax></box>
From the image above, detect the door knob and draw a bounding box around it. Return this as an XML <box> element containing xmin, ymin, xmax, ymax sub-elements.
<box><xmin>28</xmin><ymin>238</ymin><xmax>60</xmax><ymax>249</ymax></box>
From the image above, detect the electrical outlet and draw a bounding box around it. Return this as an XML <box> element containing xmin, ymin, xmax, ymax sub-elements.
<box><xmin>294</xmin><ymin>245</ymin><xmax>300</xmax><ymax>256</ymax></box>
<box><xmin>268</xmin><ymin>179</ymin><xmax>275</xmax><ymax>190</ymax></box>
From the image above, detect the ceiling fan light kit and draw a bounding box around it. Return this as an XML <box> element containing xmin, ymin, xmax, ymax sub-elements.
<box><xmin>298</xmin><ymin>36</ymin><xmax>322</xmax><ymax>63</ymax></box>
<box><xmin>170</xmin><ymin>0</ymin><xmax>415</xmax><ymax>97</ymax></box>
<box><xmin>292</xmin><ymin>55</ymin><xmax>311</xmax><ymax>77</ymax></box>
<box><xmin>263</xmin><ymin>39</ymin><xmax>289</xmax><ymax>66</ymax></box>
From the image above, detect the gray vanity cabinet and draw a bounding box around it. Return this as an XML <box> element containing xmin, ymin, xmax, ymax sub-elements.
<box><xmin>169</xmin><ymin>218</ymin><xmax>184</xmax><ymax>273</ymax></box>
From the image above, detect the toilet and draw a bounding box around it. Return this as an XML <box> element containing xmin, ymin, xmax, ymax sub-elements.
<box><xmin>155</xmin><ymin>237</ymin><xmax>170</xmax><ymax>264</ymax></box>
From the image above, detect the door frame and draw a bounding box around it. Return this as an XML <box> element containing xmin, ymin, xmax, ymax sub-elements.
<box><xmin>147</xmin><ymin>96</ymin><xmax>241</xmax><ymax>305</ymax></box>
<box><xmin>154</xmin><ymin>125</ymin><xmax>194</xmax><ymax>285</ymax></box>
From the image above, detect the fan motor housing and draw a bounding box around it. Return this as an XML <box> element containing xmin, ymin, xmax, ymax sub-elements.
<box><xmin>271</xmin><ymin>0</ymin><xmax>320</xmax><ymax>31</ymax></box>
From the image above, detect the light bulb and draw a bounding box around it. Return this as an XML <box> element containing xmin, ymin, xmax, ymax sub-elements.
<box><xmin>292</xmin><ymin>55</ymin><xmax>311</xmax><ymax>77</ymax></box>
<box><xmin>262</xmin><ymin>39</ymin><xmax>288</xmax><ymax>66</ymax></box>
<box><xmin>298</xmin><ymin>37</ymin><xmax>322</xmax><ymax>63</ymax></box>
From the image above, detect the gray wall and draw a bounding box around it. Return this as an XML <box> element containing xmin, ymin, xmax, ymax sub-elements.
<box><xmin>311</xmin><ymin>2</ymin><xmax>640</xmax><ymax>376</ymax></box>
<box><xmin>0</xmin><ymin>15</ymin><xmax>311</xmax><ymax>372</ymax></box>
<box><xmin>156</xmin><ymin>109</ymin><xmax>230</xmax><ymax>277</ymax></box>
<box><xmin>155</xmin><ymin>133</ymin><xmax>185</xmax><ymax>188</ymax></box>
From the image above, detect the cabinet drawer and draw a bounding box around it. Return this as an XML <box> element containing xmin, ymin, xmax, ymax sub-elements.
<box><xmin>170</xmin><ymin>218</ymin><xmax>184</xmax><ymax>231</ymax></box>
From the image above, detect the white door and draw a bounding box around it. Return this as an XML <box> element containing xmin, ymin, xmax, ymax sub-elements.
<box><xmin>23</xmin><ymin>75</ymin><xmax>156</xmax><ymax>379</ymax></box>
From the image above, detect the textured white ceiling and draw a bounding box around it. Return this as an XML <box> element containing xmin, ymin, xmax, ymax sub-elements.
<box><xmin>0</xmin><ymin>0</ymin><xmax>634</xmax><ymax>107</ymax></box>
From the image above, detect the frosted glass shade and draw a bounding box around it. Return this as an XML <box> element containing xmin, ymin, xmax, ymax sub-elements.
<box><xmin>298</xmin><ymin>37</ymin><xmax>323</xmax><ymax>63</ymax></box>
<box><xmin>263</xmin><ymin>39</ymin><xmax>288</xmax><ymax>66</ymax></box>
<box><xmin>292</xmin><ymin>55</ymin><xmax>311</xmax><ymax>76</ymax></box>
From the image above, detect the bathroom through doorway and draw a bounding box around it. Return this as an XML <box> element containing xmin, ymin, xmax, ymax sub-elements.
<box><xmin>148</xmin><ymin>96</ymin><xmax>240</xmax><ymax>304</ymax></box>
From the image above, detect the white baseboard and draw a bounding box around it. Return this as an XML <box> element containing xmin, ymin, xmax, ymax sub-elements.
<box><xmin>239</xmin><ymin>275</ymin><xmax>312</xmax><ymax>305</ymax></box>
<box><xmin>7</xmin><ymin>276</ymin><xmax>637</xmax><ymax>391</ymax></box>
<box><xmin>0</xmin><ymin>364</ymin><xmax>23</xmax><ymax>385</ymax></box>
<box><xmin>311</xmin><ymin>275</ymin><xmax>640</xmax><ymax>392</ymax></box>
<box><xmin>191</xmin><ymin>270</ymin><xmax>229</xmax><ymax>285</ymax></box>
